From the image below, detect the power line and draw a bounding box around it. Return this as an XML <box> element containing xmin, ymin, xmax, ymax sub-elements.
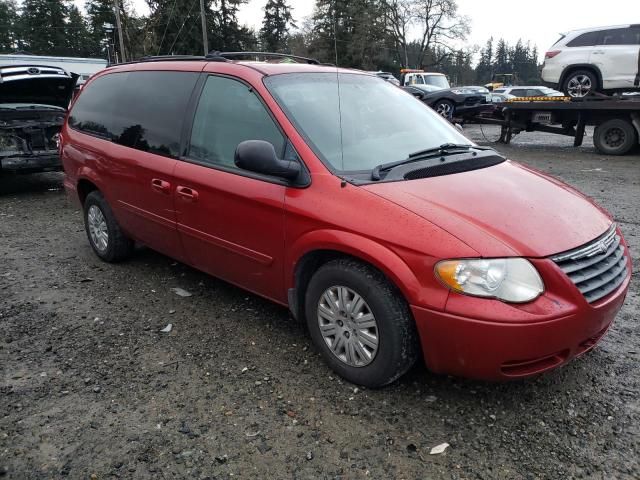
<box><xmin>156</xmin><ymin>0</ymin><xmax>179</xmax><ymax>55</ymax></box>
<box><xmin>165</xmin><ymin>0</ymin><xmax>198</xmax><ymax>55</ymax></box>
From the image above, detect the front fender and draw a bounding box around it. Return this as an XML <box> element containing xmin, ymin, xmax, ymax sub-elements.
<box><xmin>286</xmin><ymin>229</ymin><xmax>442</xmax><ymax>309</ymax></box>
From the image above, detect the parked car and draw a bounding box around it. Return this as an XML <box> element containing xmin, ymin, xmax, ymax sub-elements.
<box><xmin>403</xmin><ymin>84</ymin><xmax>491</xmax><ymax>120</ymax></box>
<box><xmin>61</xmin><ymin>54</ymin><xmax>631</xmax><ymax>387</ymax></box>
<box><xmin>1</xmin><ymin>65</ymin><xmax>77</xmax><ymax>174</ymax></box>
<box><xmin>489</xmin><ymin>86</ymin><xmax>565</xmax><ymax>103</ymax></box>
<box><xmin>373</xmin><ymin>71</ymin><xmax>400</xmax><ymax>86</ymax></box>
<box><xmin>542</xmin><ymin>24</ymin><xmax>640</xmax><ymax>97</ymax></box>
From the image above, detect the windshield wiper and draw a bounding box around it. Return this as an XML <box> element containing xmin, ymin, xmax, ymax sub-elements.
<box><xmin>371</xmin><ymin>143</ymin><xmax>475</xmax><ymax>180</ymax></box>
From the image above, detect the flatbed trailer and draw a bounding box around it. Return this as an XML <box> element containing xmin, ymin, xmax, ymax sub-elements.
<box><xmin>478</xmin><ymin>95</ymin><xmax>640</xmax><ymax>155</ymax></box>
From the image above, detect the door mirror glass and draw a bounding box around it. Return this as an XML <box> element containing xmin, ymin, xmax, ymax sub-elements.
<box><xmin>235</xmin><ymin>140</ymin><xmax>300</xmax><ymax>180</ymax></box>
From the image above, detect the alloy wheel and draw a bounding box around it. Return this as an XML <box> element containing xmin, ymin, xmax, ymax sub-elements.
<box><xmin>88</xmin><ymin>204</ymin><xmax>109</xmax><ymax>252</ymax></box>
<box><xmin>317</xmin><ymin>285</ymin><xmax>379</xmax><ymax>367</ymax></box>
<box><xmin>566</xmin><ymin>74</ymin><xmax>592</xmax><ymax>97</ymax></box>
<box><xmin>436</xmin><ymin>102</ymin><xmax>453</xmax><ymax>118</ymax></box>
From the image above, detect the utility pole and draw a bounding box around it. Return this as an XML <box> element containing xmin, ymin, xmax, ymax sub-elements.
<box><xmin>113</xmin><ymin>0</ymin><xmax>126</xmax><ymax>63</ymax></box>
<box><xmin>200</xmin><ymin>0</ymin><xmax>208</xmax><ymax>55</ymax></box>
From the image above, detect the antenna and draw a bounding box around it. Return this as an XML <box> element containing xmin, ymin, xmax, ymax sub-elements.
<box><xmin>333</xmin><ymin>10</ymin><xmax>344</xmax><ymax>171</ymax></box>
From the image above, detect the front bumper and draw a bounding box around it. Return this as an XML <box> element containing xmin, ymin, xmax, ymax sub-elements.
<box><xmin>1</xmin><ymin>153</ymin><xmax>61</xmax><ymax>174</ymax></box>
<box><xmin>412</xmin><ymin>267</ymin><xmax>630</xmax><ymax>381</ymax></box>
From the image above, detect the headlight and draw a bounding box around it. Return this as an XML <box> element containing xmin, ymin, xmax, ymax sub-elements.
<box><xmin>435</xmin><ymin>258</ymin><xmax>544</xmax><ymax>303</ymax></box>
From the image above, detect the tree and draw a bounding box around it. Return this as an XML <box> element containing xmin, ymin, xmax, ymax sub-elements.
<box><xmin>381</xmin><ymin>0</ymin><xmax>412</xmax><ymax>67</ymax></box>
<box><xmin>0</xmin><ymin>0</ymin><xmax>20</xmax><ymax>52</ymax></box>
<box><xmin>494</xmin><ymin>38</ymin><xmax>509</xmax><ymax>73</ymax></box>
<box><xmin>382</xmin><ymin>0</ymin><xmax>468</xmax><ymax>69</ymax></box>
<box><xmin>208</xmin><ymin>0</ymin><xmax>257</xmax><ymax>51</ymax></box>
<box><xmin>66</xmin><ymin>5</ymin><xmax>92</xmax><ymax>56</ymax></box>
<box><xmin>308</xmin><ymin>0</ymin><xmax>389</xmax><ymax>69</ymax></box>
<box><xmin>19</xmin><ymin>0</ymin><xmax>69</xmax><ymax>55</ymax></box>
<box><xmin>147</xmin><ymin>0</ymin><xmax>203</xmax><ymax>55</ymax></box>
<box><xmin>475</xmin><ymin>37</ymin><xmax>493</xmax><ymax>83</ymax></box>
<box><xmin>260</xmin><ymin>0</ymin><xmax>295</xmax><ymax>52</ymax></box>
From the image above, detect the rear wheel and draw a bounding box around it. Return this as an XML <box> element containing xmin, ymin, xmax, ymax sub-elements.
<box><xmin>562</xmin><ymin>69</ymin><xmax>598</xmax><ymax>97</ymax></box>
<box><xmin>304</xmin><ymin>259</ymin><xmax>419</xmax><ymax>388</ymax></box>
<box><xmin>434</xmin><ymin>99</ymin><xmax>455</xmax><ymax>120</ymax></box>
<box><xmin>593</xmin><ymin>119</ymin><xmax>637</xmax><ymax>155</ymax></box>
<box><xmin>84</xmin><ymin>191</ymin><xmax>134</xmax><ymax>262</ymax></box>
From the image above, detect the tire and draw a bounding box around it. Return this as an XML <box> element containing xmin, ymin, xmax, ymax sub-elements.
<box><xmin>304</xmin><ymin>258</ymin><xmax>420</xmax><ymax>388</ymax></box>
<box><xmin>83</xmin><ymin>190</ymin><xmax>134</xmax><ymax>262</ymax></box>
<box><xmin>593</xmin><ymin>119</ymin><xmax>638</xmax><ymax>156</ymax></box>
<box><xmin>562</xmin><ymin>69</ymin><xmax>598</xmax><ymax>97</ymax></box>
<box><xmin>434</xmin><ymin>99</ymin><xmax>455</xmax><ymax>120</ymax></box>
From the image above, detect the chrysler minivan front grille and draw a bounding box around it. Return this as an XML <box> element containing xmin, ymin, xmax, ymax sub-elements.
<box><xmin>551</xmin><ymin>224</ymin><xmax>629</xmax><ymax>303</ymax></box>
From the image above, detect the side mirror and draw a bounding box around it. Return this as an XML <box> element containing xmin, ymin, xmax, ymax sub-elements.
<box><xmin>234</xmin><ymin>140</ymin><xmax>301</xmax><ymax>181</ymax></box>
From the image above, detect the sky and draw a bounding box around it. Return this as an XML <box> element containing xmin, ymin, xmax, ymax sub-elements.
<box><xmin>121</xmin><ymin>0</ymin><xmax>635</xmax><ymax>62</ymax></box>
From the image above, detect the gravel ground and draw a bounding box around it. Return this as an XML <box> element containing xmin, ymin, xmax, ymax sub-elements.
<box><xmin>1</xmin><ymin>129</ymin><xmax>639</xmax><ymax>479</ymax></box>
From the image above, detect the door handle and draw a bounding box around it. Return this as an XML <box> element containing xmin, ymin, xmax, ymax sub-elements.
<box><xmin>176</xmin><ymin>185</ymin><xmax>199</xmax><ymax>201</ymax></box>
<box><xmin>151</xmin><ymin>178</ymin><xmax>171</xmax><ymax>194</ymax></box>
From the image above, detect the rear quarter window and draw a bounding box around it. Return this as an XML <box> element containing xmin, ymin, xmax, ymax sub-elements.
<box><xmin>69</xmin><ymin>70</ymin><xmax>199</xmax><ymax>158</ymax></box>
<box><xmin>566</xmin><ymin>30</ymin><xmax>602</xmax><ymax>47</ymax></box>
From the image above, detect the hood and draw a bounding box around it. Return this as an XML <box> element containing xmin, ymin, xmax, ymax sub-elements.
<box><xmin>0</xmin><ymin>65</ymin><xmax>78</xmax><ymax>109</ymax></box>
<box><xmin>363</xmin><ymin>160</ymin><xmax>612</xmax><ymax>258</ymax></box>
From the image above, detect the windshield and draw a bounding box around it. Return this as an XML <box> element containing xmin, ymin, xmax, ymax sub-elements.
<box><xmin>264</xmin><ymin>73</ymin><xmax>469</xmax><ymax>172</ymax></box>
<box><xmin>424</xmin><ymin>75</ymin><xmax>450</xmax><ymax>89</ymax></box>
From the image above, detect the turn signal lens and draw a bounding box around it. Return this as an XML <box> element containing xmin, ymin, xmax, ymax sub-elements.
<box><xmin>435</xmin><ymin>258</ymin><xmax>544</xmax><ymax>303</ymax></box>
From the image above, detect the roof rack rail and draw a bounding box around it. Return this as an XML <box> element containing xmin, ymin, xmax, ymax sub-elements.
<box><xmin>207</xmin><ymin>51</ymin><xmax>320</xmax><ymax>65</ymax></box>
<box><xmin>108</xmin><ymin>51</ymin><xmax>320</xmax><ymax>67</ymax></box>
<box><xmin>138</xmin><ymin>55</ymin><xmax>206</xmax><ymax>62</ymax></box>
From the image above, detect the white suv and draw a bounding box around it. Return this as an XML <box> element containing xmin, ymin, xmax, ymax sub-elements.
<box><xmin>541</xmin><ymin>24</ymin><xmax>640</xmax><ymax>97</ymax></box>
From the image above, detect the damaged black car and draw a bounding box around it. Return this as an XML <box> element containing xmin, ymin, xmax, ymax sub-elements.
<box><xmin>1</xmin><ymin>65</ymin><xmax>77</xmax><ymax>174</ymax></box>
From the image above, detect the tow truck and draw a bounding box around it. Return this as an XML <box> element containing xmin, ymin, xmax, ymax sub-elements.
<box><xmin>476</xmin><ymin>94</ymin><xmax>640</xmax><ymax>156</ymax></box>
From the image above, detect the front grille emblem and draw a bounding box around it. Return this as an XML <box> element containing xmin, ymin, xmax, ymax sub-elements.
<box><xmin>597</xmin><ymin>240</ymin><xmax>607</xmax><ymax>255</ymax></box>
<box><xmin>27</xmin><ymin>67</ymin><xmax>40</xmax><ymax>75</ymax></box>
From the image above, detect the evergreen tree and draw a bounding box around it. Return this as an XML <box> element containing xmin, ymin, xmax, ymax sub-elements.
<box><xmin>260</xmin><ymin>0</ymin><xmax>295</xmax><ymax>52</ymax></box>
<box><xmin>494</xmin><ymin>38</ymin><xmax>509</xmax><ymax>74</ymax></box>
<box><xmin>475</xmin><ymin>37</ymin><xmax>493</xmax><ymax>83</ymax></box>
<box><xmin>149</xmin><ymin>0</ymin><xmax>203</xmax><ymax>55</ymax></box>
<box><xmin>209</xmin><ymin>0</ymin><xmax>256</xmax><ymax>51</ymax></box>
<box><xmin>0</xmin><ymin>0</ymin><xmax>20</xmax><ymax>52</ymax></box>
<box><xmin>66</xmin><ymin>5</ymin><xmax>92</xmax><ymax>56</ymax></box>
<box><xmin>309</xmin><ymin>0</ymin><xmax>388</xmax><ymax>68</ymax></box>
<box><xmin>19</xmin><ymin>0</ymin><xmax>69</xmax><ymax>55</ymax></box>
<box><xmin>86</xmin><ymin>0</ymin><xmax>136</xmax><ymax>61</ymax></box>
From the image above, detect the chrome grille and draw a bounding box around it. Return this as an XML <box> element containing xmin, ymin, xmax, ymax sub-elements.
<box><xmin>551</xmin><ymin>224</ymin><xmax>629</xmax><ymax>303</ymax></box>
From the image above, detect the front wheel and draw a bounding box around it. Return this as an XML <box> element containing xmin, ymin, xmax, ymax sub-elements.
<box><xmin>434</xmin><ymin>99</ymin><xmax>455</xmax><ymax>120</ymax></box>
<box><xmin>304</xmin><ymin>259</ymin><xmax>420</xmax><ymax>388</ymax></box>
<box><xmin>593</xmin><ymin>118</ymin><xmax>638</xmax><ymax>155</ymax></box>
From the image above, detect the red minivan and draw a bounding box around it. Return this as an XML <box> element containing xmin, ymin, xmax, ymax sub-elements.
<box><xmin>61</xmin><ymin>53</ymin><xmax>632</xmax><ymax>387</ymax></box>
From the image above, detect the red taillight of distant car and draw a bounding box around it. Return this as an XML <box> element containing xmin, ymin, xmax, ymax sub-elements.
<box><xmin>545</xmin><ymin>50</ymin><xmax>562</xmax><ymax>59</ymax></box>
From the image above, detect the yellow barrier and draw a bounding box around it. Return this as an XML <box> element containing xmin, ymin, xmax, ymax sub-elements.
<box><xmin>507</xmin><ymin>96</ymin><xmax>572</xmax><ymax>102</ymax></box>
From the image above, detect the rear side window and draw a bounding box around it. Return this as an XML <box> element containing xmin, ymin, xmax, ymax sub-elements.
<box><xmin>600</xmin><ymin>27</ymin><xmax>640</xmax><ymax>45</ymax></box>
<box><xmin>188</xmin><ymin>75</ymin><xmax>285</xmax><ymax>169</ymax></box>
<box><xmin>566</xmin><ymin>31</ymin><xmax>601</xmax><ymax>47</ymax></box>
<box><xmin>69</xmin><ymin>71</ymin><xmax>199</xmax><ymax>158</ymax></box>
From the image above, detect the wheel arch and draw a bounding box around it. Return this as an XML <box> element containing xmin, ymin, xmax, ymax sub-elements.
<box><xmin>76</xmin><ymin>177</ymin><xmax>99</xmax><ymax>205</ymax></box>
<box><xmin>560</xmin><ymin>64</ymin><xmax>603</xmax><ymax>90</ymax></box>
<box><xmin>286</xmin><ymin>230</ymin><xmax>422</xmax><ymax>320</ymax></box>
